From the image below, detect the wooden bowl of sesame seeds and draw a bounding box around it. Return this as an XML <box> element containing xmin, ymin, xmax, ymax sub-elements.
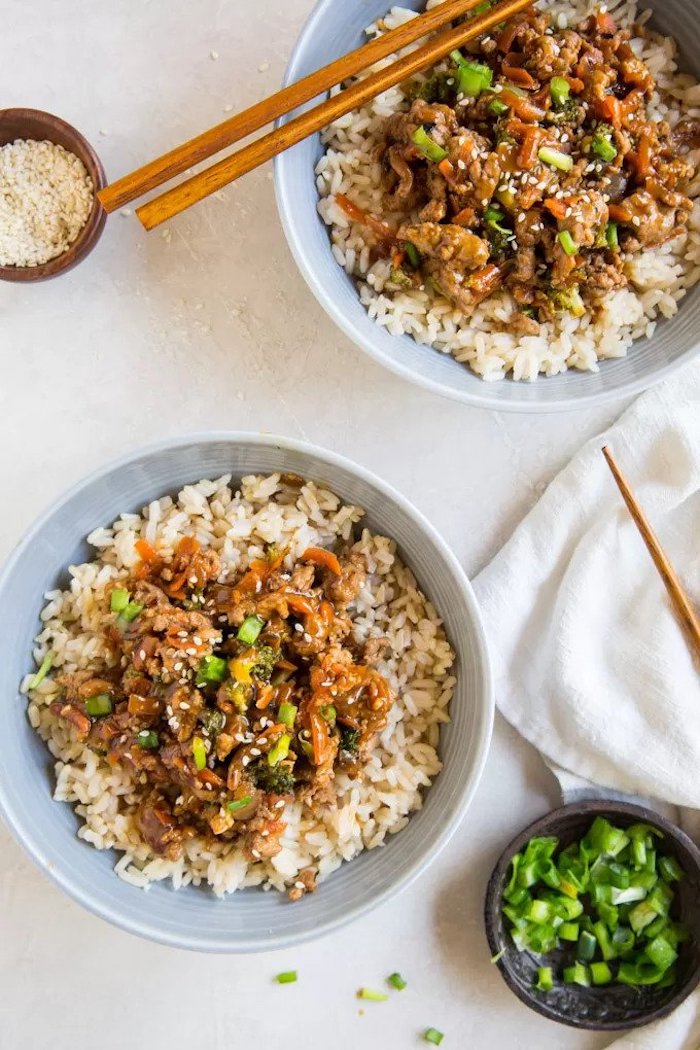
<box><xmin>0</xmin><ymin>108</ymin><xmax>107</xmax><ymax>282</ymax></box>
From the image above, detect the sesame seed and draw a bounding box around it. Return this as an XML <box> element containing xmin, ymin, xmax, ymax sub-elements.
<box><xmin>186</xmin><ymin>647</ymin><xmax>197</xmax><ymax>656</ymax></box>
<box><xmin>189</xmin><ymin>576</ymin><xmax>197</xmax><ymax>584</ymax></box>
<box><xmin>633</xmin><ymin>216</ymin><xmax>641</xmax><ymax>226</ymax></box>
<box><xmin>193</xmin><ymin>636</ymin><xmax>202</xmax><ymax>646</ymax></box>
<box><xmin>250</xmin><ymin>748</ymin><xmax>261</xmax><ymax>757</ymax></box>
<box><xmin>294</xmin><ymin>881</ymin><xmax>305</xmax><ymax>890</ymax></box>
<box><xmin>275</xmin><ymin>799</ymin><xmax>285</xmax><ymax>809</ymax></box>
<box><xmin>242</xmin><ymin>756</ymin><xmax>250</xmax><ymax>766</ymax></box>
<box><xmin>457</xmin><ymin>158</ymin><xmax>466</xmax><ymax>170</ymax></box>
<box><xmin>257</xmin><ymin>737</ymin><xmax>268</xmax><ymax>746</ymax></box>
<box><xmin>294</xmin><ymin>623</ymin><xmax>303</xmax><ymax>633</ymax></box>
<box><xmin>139</xmin><ymin>649</ymin><xmax>146</xmax><ymax>660</ymax></box>
<box><xmin>251</xmin><ymin>849</ymin><xmax>261</xmax><ymax>859</ymax></box>
<box><xmin>180</xmin><ymin>701</ymin><xmax>190</xmax><ymax>710</ymax></box>
<box><xmin>261</xmin><ymin>829</ymin><xmax>270</xmax><ymax>837</ymax></box>
<box><xmin>204</xmin><ymin>782</ymin><xmax>212</xmax><ymax>791</ymax></box>
<box><xmin>234</xmin><ymin>733</ymin><xmax>245</xmax><ymax>742</ymax></box>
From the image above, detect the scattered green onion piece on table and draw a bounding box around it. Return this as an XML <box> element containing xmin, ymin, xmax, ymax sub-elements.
<box><xmin>274</xmin><ymin>971</ymin><xmax>298</xmax><ymax>984</ymax></box>
<box><xmin>535</xmin><ymin>966</ymin><xmax>554</xmax><ymax>992</ymax></box>
<box><xmin>405</xmin><ymin>242</ymin><xmax>421</xmax><ymax>268</ymax></box>
<box><xmin>120</xmin><ymin>601</ymin><xmax>144</xmax><ymax>623</ymax></box>
<box><xmin>110</xmin><ymin>588</ymin><xmax>130</xmax><ymax>613</ymax></box>
<box><xmin>267</xmin><ymin>733</ymin><xmax>291</xmax><ymax>767</ymax></box>
<box><xmin>357</xmin><ymin>988</ymin><xmax>389</xmax><ymax>1002</ymax></box>
<box><xmin>136</xmin><ymin>730</ymin><xmax>159</xmax><ymax>749</ymax></box>
<box><xmin>237</xmin><ymin>615</ymin><xmax>265</xmax><ymax>645</ymax></box>
<box><xmin>227</xmin><ymin>795</ymin><xmax>252</xmax><ymax>813</ymax></box>
<box><xmin>85</xmin><ymin>693</ymin><xmax>113</xmax><ymax>717</ymax></box>
<box><xmin>387</xmin><ymin>972</ymin><xmax>407</xmax><ymax>991</ymax></box>
<box><xmin>411</xmin><ymin>126</ymin><xmax>448</xmax><ymax>163</ymax></box>
<box><xmin>29</xmin><ymin>651</ymin><xmax>54</xmax><ymax>689</ymax></box>
<box><xmin>196</xmin><ymin>654</ymin><xmax>228</xmax><ymax>685</ymax></box>
<box><xmin>558</xmin><ymin>231</ymin><xmax>578</xmax><ymax>256</ymax></box>
<box><xmin>550</xmin><ymin>76</ymin><xmax>571</xmax><ymax>108</ymax></box>
<box><xmin>278</xmin><ymin>701</ymin><xmax>297</xmax><ymax>728</ymax></box>
<box><xmin>538</xmin><ymin>146</ymin><xmax>574</xmax><ymax>172</ymax></box>
<box><xmin>424</xmin><ymin>1028</ymin><xmax>444</xmax><ymax>1046</ymax></box>
<box><xmin>192</xmin><ymin>736</ymin><xmax>207</xmax><ymax>771</ymax></box>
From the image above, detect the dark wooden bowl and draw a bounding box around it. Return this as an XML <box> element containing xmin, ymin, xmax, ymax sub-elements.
<box><xmin>484</xmin><ymin>801</ymin><xmax>700</xmax><ymax>1031</ymax></box>
<box><xmin>0</xmin><ymin>108</ymin><xmax>106</xmax><ymax>282</ymax></box>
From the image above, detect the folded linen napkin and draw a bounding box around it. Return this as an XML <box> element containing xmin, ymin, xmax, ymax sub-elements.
<box><xmin>474</xmin><ymin>360</ymin><xmax>700</xmax><ymax>1048</ymax></box>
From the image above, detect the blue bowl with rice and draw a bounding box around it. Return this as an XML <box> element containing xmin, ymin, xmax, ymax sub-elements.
<box><xmin>0</xmin><ymin>433</ymin><xmax>493</xmax><ymax>951</ymax></box>
<box><xmin>275</xmin><ymin>0</ymin><xmax>700</xmax><ymax>411</ymax></box>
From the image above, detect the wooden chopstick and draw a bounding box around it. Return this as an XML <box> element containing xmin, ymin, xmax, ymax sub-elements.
<box><xmin>98</xmin><ymin>0</ymin><xmax>504</xmax><ymax>214</ymax></box>
<box><xmin>134</xmin><ymin>0</ymin><xmax>532</xmax><ymax>231</ymax></box>
<box><xmin>602</xmin><ymin>446</ymin><xmax>700</xmax><ymax>660</ymax></box>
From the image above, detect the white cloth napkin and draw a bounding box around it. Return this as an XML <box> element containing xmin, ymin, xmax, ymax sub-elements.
<box><xmin>474</xmin><ymin>360</ymin><xmax>700</xmax><ymax>1048</ymax></box>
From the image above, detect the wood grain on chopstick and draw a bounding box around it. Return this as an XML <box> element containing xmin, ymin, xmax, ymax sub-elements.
<box><xmin>135</xmin><ymin>0</ymin><xmax>532</xmax><ymax>231</ymax></box>
<box><xmin>98</xmin><ymin>0</ymin><xmax>503</xmax><ymax>214</ymax></box>
<box><xmin>602</xmin><ymin>446</ymin><xmax>700</xmax><ymax>660</ymax></box>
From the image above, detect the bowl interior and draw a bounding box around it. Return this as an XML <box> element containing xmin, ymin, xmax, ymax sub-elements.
<box><xmin>274</xmin><ymin>0</ymin><xmax>700</xmax><ymax>411</ymax></box>
<box><xmin>0</xmin><ymin>434</ymin><xmax>493</xmax><ymax>952</ymax></box>
<box><xmin>484</xmin><ymin>802</ymin><xmax>700</xmax><ymax>1031</ymax></box>
<box><xmin>0</xmin><ymin>108</ymin><xmax>106</xmax><ymax>282</ymax></box>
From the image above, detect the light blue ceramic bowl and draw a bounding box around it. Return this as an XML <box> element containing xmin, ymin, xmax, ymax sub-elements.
<box><xmin>274</xmin><ymin>0</ymin><xmax>700</xmax><ymax>412</ymax></box>
<box><xmin>0</xmin><ymin>433</ymin><xmax>493</xmax><ymax>952</ymax></box>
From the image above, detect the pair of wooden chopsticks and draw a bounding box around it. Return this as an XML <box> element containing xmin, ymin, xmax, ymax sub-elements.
<box><xmin>602</xmin><ymin>447</ymin><xmax>700</xmax><ymax>661</ymax></box>
<box><xmin>98</xmin><ymin>0</ymin><xmax>532</xmax><ymax>231</ymax></box>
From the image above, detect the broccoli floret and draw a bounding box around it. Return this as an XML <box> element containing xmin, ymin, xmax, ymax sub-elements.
<box><xmin>251</xmin><ymin>645</ymin><xmax>279</xmax><ymax>682</ymax></box>
<box><xmin>250</xmin><ymin>762</ymin><xmax>296</xmax><ymax>795</ymax></box>
<box><xmin>546</xmin><ymin>97</ymin><xmax>581</xmax><ymax>125</ymax></box>
<box><xmin>406</xmin><ymin>71</ymin><xmax>457</xmax><ymax>106</ymax></box>
<box><xmin>339</xmin><ymin>725</ymin><xmax>360</xmax><ymax>756</ymax></box>
<box><xmin>550</xmin><ymin>286</ymin><xmax>585</xmax><ymax>317</ymax></box>
<box><xmin>199</xmin><ymin>707</ymin><xmax>226</xmax><ymax>738</ymax></box>
<box><xmin>389</xmin><ymin>266</ymin><xmax>413</xmax><ymax>289</ymax></box>
<box><xmin>484</xmin><ymin>223</ymin><xmax>512</xmax><ymax>258</ymax></box>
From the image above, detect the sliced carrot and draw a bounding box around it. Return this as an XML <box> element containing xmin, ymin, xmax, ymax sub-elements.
<box><xmin>594</xmin><ymin>10</ymin><xmax>617</xmax><ymax>34</ymax></box>
<box><xmin>135</xmin><ymin>538</ymin><xmax>157</xmax><ymax>562</ymax></box>
<box><xmin>287</xmin><ymin>593</ymin><xmax>316</xmax><ymax>617</ymax></box>
<box><xmin>629</xmin><ymin>132</ymin><xmax>652</xmax><ymax>179</ymax></box>
<box><xmin>469</xmin><ymin>263</ymin><xmax>503</xmax><ymax>301</ymax></box>
<box><xmin>501</xmin><ymin>89</ymin><xmax>546</xmax><ymax>123</ymax></box>
<box><xmin>497</xmin><ymin>20</ymin><xmax>521</xmax><ymax>52</ymax></box>
<box><xmin>543</xmin><ymin>198</ymin><xmax>568</xmax><ymax>221</ymax></box>
<box><xmin>197</xmin><ymin>768</ymin><xmax>225</xmax><ymax>790</ymax></box>
<box><xmin>597</xmin><ymin>95</ymin><xmax>622</xmax><ymax>128</ymax></box>
<box><xmin>335</xmin><ymin>193</ymin><xmax>394</xmax><ymax>241</ymax></box>
<box><xmin>452</xmin><ymin>206</ymin><xmax>476</xmax><ymax>227</ymax></box>
<box><xmin>438</xmin><ymin>157</ymin><xmax>457</xmax><ymax>184</ymax></box>
<box><xmin>392</xmin><ymin>249</ymin><xmax>405</xmax><ymax>269</ymax></box>
<box><xmin>309</xmin><ymin>709</ymin><xmax>332</xmax><ymax>767</ymax></box>
<box><xmin>608</xmin><ymin>203</ymin><xmax>631</xmax><ymax>223</ymax></box>
<box><xmin>502</xmin><ymin>64</ymin><xmax>536</xmax><ymax>90</ymax></box>
<box><xmin>566</xmin><ymin>76</ymin><xmax>585</xmax><ymax>93</ymax></box>
<box><xmin>255</xmin><ymin>684</ymin><xmax>275</xmax><ymax>710</ymax></box>
<box><xmin>518</xmin><ymin>125</ymin><xmax>545</xmax><ymax>170</ymax></box>
<box><xmin>301</xmin><ymin>546</ymin><xmax>342</xmax><ymax>576</ymax></box>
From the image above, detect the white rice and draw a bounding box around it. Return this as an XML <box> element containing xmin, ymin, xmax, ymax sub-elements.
<box><xmin>316</xmin><ymin>0</ymin><xmax>700</xmax><ymax>381</ymax></box>
<box><xmin>23</xmin><ymin>474</ymin><xmax>455</xmax><ymax>896</ymax></box>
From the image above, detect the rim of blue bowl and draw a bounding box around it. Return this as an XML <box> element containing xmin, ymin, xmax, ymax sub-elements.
<box><xmin>274</xmin><ymin>0</ymin><xmax>700</xmax><ymax>414</ymax></box>
<box><xmin>0</xmin><ymin>431</ymin><xmax>494</xmax><ymax>952</ymax></box>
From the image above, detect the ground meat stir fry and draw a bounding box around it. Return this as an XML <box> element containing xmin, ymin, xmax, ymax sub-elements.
<box><xmin>51</xmin><ymin>536</ymin><xmax>394</xmax><ymax>894</ymax></box>
<box><xmin>335</xmin><ymin>9</ymin><xmax>698</xmax><ymax>326</ymax></box>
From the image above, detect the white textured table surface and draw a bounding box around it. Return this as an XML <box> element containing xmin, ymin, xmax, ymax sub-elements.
<box><xmin>1</xmin><ymin>3</ymin><xmax>632</xmax><ymax>1048</ymax></box>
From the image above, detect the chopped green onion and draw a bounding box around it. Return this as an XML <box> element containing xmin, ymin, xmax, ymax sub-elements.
<box><xmin>538</xmin><ymin>146</ymin><xmax>574</xmax><ymax>172</ymax></box>
<box><xmin>490</xmin><ymin>948</ymin><xmax>506</xmax><ymax>964</ymax></box>
<box><xmin>558</xmin><ymin>922</ymin><xmax>579</xmax><ymax>942</ymax></box>
<box><xmin>120</xmin><ymin>601</ymin><xmax>144</xmax><ymax>623</ymax></box>
<box><xmin>502</xmin><ymin>82</ymin><xmax>528</xmax><ymax>97</ymax></box>
<box><xmin>550</xmin><ymin>76</ymin><xmax>571</xmax><ymax>108</ymax></box>
<box><xmin>592</xmin><ymin>130</ymin><xmax>617</xmax><ymax>163</ymax></box>
<box><xmin>136</xmin><ymin>729</ymin><xmax>159</xmax><ymax>749</ymax></box>
<box><xmin>591</xmin><ymin>961</ymin><xmax>613</xmax><ymax>986</ymax></box>
<box><xmin>592</xmin><ymin>920</ymin><xmax>616</xmax><ymax>962</ymax></box>
<box><xmin>192</xmin><ymin>736</ymin><xmax>207</xmax><ymax>771</ymax></box>
<box><xmin>320</xmin><ymin>704</ymin><xmax>337</xmax><ymax>723</ymax></box>
<box><xmin>563</xmin><ymin>962</ymin><xmax>591</xmax><ymax>987</ymax></box>
<box><xmin>646</xmin><ymin>935</ymin><xmax>678</xmax><ymax>971</ymax></box>
<box><xmin>195</xmin><ymin>654</ymin><xmax>228</xmax><ymax>686</ymax></box>
<box><xmin>577</xmin><ymin>930</ymin><xmax>597</xmax><ymax>962</ymax></box>
<box><xmin>387</xmin><ymin>972</ymin><xmax>407</xmax><ymax>991</ymax></box>
<box><xmin>611</xmin><ymin>885</ymin><xmax>647</xmax><ymax>906</ymax></box>
<box><xmin>357</xmin><ymin>988</ymin><xmax>389</xmax><ymax>1002</ymax></box>
<box><xmin>659</xmin><ymin>856</ymin><xmax>684</xmax><ymax>883</ymax></box>
<box><xmin>278</xmin><ymin>701</ymin><xmax>298</xmax><ymax>728</ymax></box>
<box><xmin>274</xmin><ymin>971</ymin><xmax>298</xmax><ymax>984</ymax></box>
<box><xmin>405</xmin><ymin>242</ymin><xmax>421</xmax><ymax>268</ymax></box>
<box><xmin>457</xmin><ymin>60</ymin><xmax>493</xmax><ymax>98</ymax></box>
<box><xmin>237</xmin><ymin>615</ymin><xmax>265</xmax><ymax>645</ymax></box>
<box><xmin>411</xmin><ymin>126</ymin><xmax>448</xmax><ymax>163</ymax></box>
<box><xmin>535</xmin><ymin>966</ymin><xmax>554</xmax><ymax>992</ymax></box>
<box><xmin>488</xmin><ymin>96</ymin><xmax>509</xmax><ymax>116</ymax></box>
<box><xmin>606</xmin><ymin>222</ymin><xmax>619</xmax><ymax>251</ymax></box>
<box><xmin>557</xmin><ymin>231</ymin><xmax>578</xmax><ymax>257</ymax></box>
<box><xmin>110</xmin><ymin>588</ymin><xmax>130</xmax><ymax>613</ymax></box>
<box><xmin>424</xmin><ymin>1029</ymin><xmax>444</xmax><ymax>1046</ymax></box>
<box><xmin>227</xmin><ymin>795</ymin><xmax>252</xmax><ymax>813</ymax></box>
<box><xmin>267</xmin><ymin>733</ymin><xmax>291</xmax><ymax>767</ymax></box>
<box><xmin>28</xmin><ymin>651</ymin><xmax>54</xmax><ymax>690</ymax></box>
<box><xmin>85</xmin><ymin>693</ymin><xmax>113</xmax><ymax>717</ymax></box>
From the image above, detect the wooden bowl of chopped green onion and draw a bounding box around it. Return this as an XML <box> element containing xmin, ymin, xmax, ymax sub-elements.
<box><xmin>484</xmin><ymin>801</ymin><xmax>700</xmax><ymax>1031</ymax></box>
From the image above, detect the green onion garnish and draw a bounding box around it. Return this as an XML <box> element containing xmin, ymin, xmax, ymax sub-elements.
<box><xmin>28</xmin><ymin>651</ymin><xmax>54</xmax><ymax>690</ymax></box>
<box><xmin>85</xmin><ymin>693</ymin><xmax>113</xmax><ymax>717</ymax></box>
<box><xmin>237</xmin><ymin>615</ymin><xmax>265</xmax><ymax>645</ymax></box>
<box><xmin>411</xmin><ymin>126</ymin><xmax>448</xmax><ymax>163</ymax></box>
<box><xmin>320</xmin><ymin>704</ymin><xmax>337</xmax><ymax>723</ymax></box>
<box><xmin>424</xmin><ymin>1028</ymin><xmax>444</xmax><ymax>1045</ymax></box>
<box><xmin>538</xmin><ymin>146</ymin><xmax>574</xmax><ymax>172</ymax></box>
<box><xmin>120</xmin><ymin>601</ymin><xmax>144</xmax><ymax>623</ymax></box>
<box><xmin>590</xmin><ymin>961</ymin><xmax>613</xmax><ymax>986</ymax></box>
<box><xmin>136</xmin><ymin>729</ymin><xmax>159</xmax><ymax>749</ymax></box>
<box><xmin>227</xmin><ymin>795</ymin><xmax>252</xmax><ymax>813</ymax></box>
<box><xmin>357</xmin><ymin>988</ymin><xmax>389</xmax><ymax>1002</ymax></box>
<box><xmin>267</xmin><ymin>733</ymin><xmax>291</xmax><ymax>767</ymax></box>
<box><xmin>455</xmin><ymin>59</ymin><xmax>493</xmax><ymax>99</ymax></box>
<box><xmin>405</xmin><ymin>241</ymin><xmax>422</xmax><ymax>268</ymax></box>
<box><xmin>110</xmin><ymin>587</ymin><xmax>130</xmax><ymax>613</ymax></box>
<box><xmin>606</xmin><ymin>222</ymin><xmax>619</xmax><ymax>251</ymax></box>
<box><xmin>592</xmin><ymin>129</ymin><xmax>617</xmax><ymax>163</ymax></box>
<box><xmin>274</xmin><ymin>971</ymin><xmax>298</xmax><ymax>984</ymax></box>
<box><xmin>659</xmin><ymin>855</ymin><xmax>684</xmax><ymax>883</ymax></box>
<box><xmin>195</xmin><ymin>654</ymin><xmax>228</xmax><ymax>686</ymax></box>
<box><xmin>487</xmin><ymin>96</ymin><xmax>509</xmax><ymax>116</ymax></box>
<box><xmin>564</xmin><ymin>962</ymin><xmax>591</xmax><ymax>987</ymax></box>
<box><xmin>558</xmin><ymin>230</ymin><xmax>578</xmax><ymax>256</ymax></box>
<box><xmin>278</xmin><ymin>701</ymin><xmax>298</xmax><ymax>728</ymax></box>
<box><xmin>550</xmin><ymin>76</ymin><xmax>571</xmax><ymax>108</ymax></box>
<box><xmin>192</xmin><ymin>736</ymin><xmax>207</xmax><ymax>770</ymax></box>
<box><xmin>387</xmin><ymin>972</ymin><xmax>407</xmax><ymax>991</ymax></box>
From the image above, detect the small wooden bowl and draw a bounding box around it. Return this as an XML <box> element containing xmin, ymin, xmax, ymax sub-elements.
<box><xmin>484</xmin><ymin>801</ymin><xmax>700</xmax><ymax>1031</ymax></box>
<box><xmin>0</xmin><ymin>108</ymin><xmax>106</xmax><ymax>282</ymax></box>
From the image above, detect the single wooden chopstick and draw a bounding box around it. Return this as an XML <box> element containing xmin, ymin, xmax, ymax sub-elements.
<box><xmin>602</xmin><ymin>446</ymin><xmax>700</xmax><ymax>660</ymax></box>
<box><xmin>99</xmin><ymin>0</ymin><xmax>505</xmax><ymax>214</ymax></box>
<box><xmin>134</xmin><ymin>0</ymin><xmax>532</xmax><ymax>231</ymax></box>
